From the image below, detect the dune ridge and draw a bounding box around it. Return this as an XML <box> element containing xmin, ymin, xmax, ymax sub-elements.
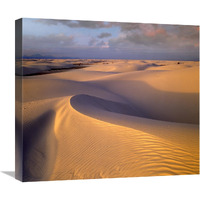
<box><xmin>18</xmin><ymin>59</ymin><xmax>199</xmax><ymax>181</ymax></box>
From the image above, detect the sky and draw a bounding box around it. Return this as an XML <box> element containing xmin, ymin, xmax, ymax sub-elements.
<box><xmin>22</xmin><ymin>18</ymin><xmax>199</xmax><ymax>60</ymax></box>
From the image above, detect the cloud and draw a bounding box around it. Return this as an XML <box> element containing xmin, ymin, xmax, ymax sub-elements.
<box><xmin>23</xmin><ymin>33</ymin><xmax>75</xmax><ymax>55</ymax></box>
<box><xmin>97</xmin><ymin>41</ymin><xmax>109</xmax><ymax>48</ymax></box>
<box><xmin>35</xmin><ymin>19</ymin><xmax>199</xmax><ymax>47</ymax></box>
<box><xmin>89</xmin><ymin>38</ymin><xmax>110</xmax><ymax>49</ymax></box>
<box><xmin>88</xmin><ymin>38</ymin><xmax>98</xmax><ymax>46</ymax></box>
<box><xmin>35</xmin><ymin>19</ymin><xmax>156</xmax><ymax>32</ymax></box>
<box><xmin>108</xmin><ymin>24</ymin><xmax>199</xmax><ymax>60</ymax></box>
<box><xmin>174</xmin><ymin>25</ymin><xmax>199</xmax><ymax>44</ymax></box>
<box><xmin>109</xmin><ymin>24</ymin><xmax>199</xmax><ymax>49</ymax></box>
<box><xmin>97</xmin><ymin>32</ymin><xmax>112</xmax><ymax>38</ymax></box>
<box><xmin>36</xmin><ymin>19</ymin><xmax>114</xmax><ymax>29</ymax></box>
<box><xmin>23</xmin><ymin>33</ymin><xmax>110</xmax><ymax>58</ymax></box>
<box><xmin>24</xmin><ymin>33</ymin><xmax>74</xmax><ymax>46</ymax></box>
<box><xmin>26</xmin><ymin>19</ymin><xmax>199</xmax><ymax>60</ymax></box>
<box><xmin>35</xmin><ymin>19</ymin><xmax>198</xmax><ymax>48</ymax></box>
<box><xmin>118</xmin><ymin>23</ymin><xmax>144</xmax><ymax>31</ymax></box>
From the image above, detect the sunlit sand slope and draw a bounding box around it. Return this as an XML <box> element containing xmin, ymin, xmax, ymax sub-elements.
<box><xmin>18</xmin><ymin>59</ymin><xmax>199</xmax><ymax>181</ymax></box>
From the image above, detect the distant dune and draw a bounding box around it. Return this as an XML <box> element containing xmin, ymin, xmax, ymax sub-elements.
<box><xmin>16</xmin><ymin>59</ymin><xmax>199</xmax><ymax>181</ymax></box>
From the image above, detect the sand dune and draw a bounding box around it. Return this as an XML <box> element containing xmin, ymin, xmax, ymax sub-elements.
<box><xmin>16</xmin><ymin>59</ymin><xmax>199</xmax><ymax>181</ymax></box>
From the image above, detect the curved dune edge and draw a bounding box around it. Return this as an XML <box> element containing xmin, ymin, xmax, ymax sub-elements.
<box><xmin>69</xmin><ymin>94</ymin><xmax>199</xmax><ymax>151</ymax></box>
<box><xmin>47</xmin><ymin>96</ymin><xmax>199</xmax><ymax>180</ymax></box>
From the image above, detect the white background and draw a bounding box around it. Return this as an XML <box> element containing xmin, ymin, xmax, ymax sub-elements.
<box><xmin>0</xmin><ymin>0</ymin><xmax>199</xmax><ymax>199</ymax></box>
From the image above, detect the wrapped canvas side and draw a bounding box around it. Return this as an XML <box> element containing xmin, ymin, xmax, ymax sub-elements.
<box><xmin>15</xmin><ymin>19</ymin><xmax>23</xmax><ymax>181</ymax></box>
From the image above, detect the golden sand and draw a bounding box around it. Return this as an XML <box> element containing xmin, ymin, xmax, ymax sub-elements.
<box><xmin>16</xmin><ymin>59</ymin><xmax>199</xmax><ymax>181</ymax></box>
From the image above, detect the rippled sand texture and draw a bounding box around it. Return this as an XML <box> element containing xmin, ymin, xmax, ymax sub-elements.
<box><xmin>17</xmin><ymin>59</ymin><xmax>199</xmax><ymax>181</ymax></box>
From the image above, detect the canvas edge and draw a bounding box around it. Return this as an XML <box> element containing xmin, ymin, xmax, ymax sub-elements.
<box><xmin>15</xmin><ymin>18</ymin><xmax>23</xmax><ymax>182</ymax></box>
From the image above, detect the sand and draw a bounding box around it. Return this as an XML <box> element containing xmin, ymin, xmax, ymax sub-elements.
<box><xmin>16</xmin><ymin>59</ymin><xmax>199</xmax><ymax>181</ymax></box>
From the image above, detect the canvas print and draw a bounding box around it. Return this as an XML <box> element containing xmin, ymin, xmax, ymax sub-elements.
<box><xmin>15</xmin><ymin>18</ymin><xmax>199</xmax><ymax>182</ymax></box>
